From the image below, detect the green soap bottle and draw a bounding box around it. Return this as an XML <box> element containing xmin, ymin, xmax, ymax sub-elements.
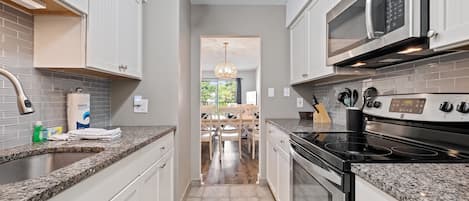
<box><xmin>33</xmin><ymin>121</ymin><xmax>43</xmax><ymax>143</ymax></box>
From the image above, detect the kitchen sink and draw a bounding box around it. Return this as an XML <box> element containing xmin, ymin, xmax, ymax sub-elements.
<box><xmin>0</xmin><ymin>152</ymin><xmax>97</xmax><ymax>185</ymax></box>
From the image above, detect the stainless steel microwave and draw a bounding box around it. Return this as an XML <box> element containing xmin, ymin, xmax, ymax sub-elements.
<box><xmin>326</xmin><ymin>0</ymin><xmax>445</xmax><ymax>68</ymax></box>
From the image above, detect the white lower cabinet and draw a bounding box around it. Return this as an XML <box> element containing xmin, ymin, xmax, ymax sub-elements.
<box><xmin>266</xmin><ymin>123</ymin><xmax>291</xmax><ymax>201</ymax></box>
<box><xmin>355</xmin><ymin>176</ymin><xmax>398</xmax><ymax>201</ymax></box>
<box><xmin>49</xmin><ymin>133</ymin><xmax>175</xmax><ymax>201</ymax></box>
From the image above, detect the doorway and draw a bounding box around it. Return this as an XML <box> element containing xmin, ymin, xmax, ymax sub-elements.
<box><xmin>199</xmin><ymin>36</ymin><xmax>261</xmax><ymax>184</ymax></box>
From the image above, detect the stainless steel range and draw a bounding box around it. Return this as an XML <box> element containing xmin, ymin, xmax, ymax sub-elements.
<box><xmin>290</xmin><ymin>93</ymin><xmax>469</xmax><ymax>201</ymax></box>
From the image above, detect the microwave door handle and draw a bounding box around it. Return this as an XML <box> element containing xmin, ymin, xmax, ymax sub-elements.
<box><xmin>365</xmin><ymin>0</ymin><xmax>376</xmax><ymax>39</ymax></box>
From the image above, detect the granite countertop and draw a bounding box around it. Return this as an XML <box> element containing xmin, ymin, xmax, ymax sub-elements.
<box><xmin>0</xmin><ymin>126</ymin><xmax>176</xmax><ymax>201</ymax></box>
<box><xmin>266</xmin><ymin>119</ymin><xmax>351</xmax><ymax>134</ymax></box>
<box><xmin>352</xmin><ymin>163</ymin><xmax>469</xmax><ymax>201</ymax></box>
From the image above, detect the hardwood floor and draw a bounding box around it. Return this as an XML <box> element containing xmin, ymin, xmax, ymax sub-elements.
<box><xmin>201</xmin><ymin>138</ymin><xmax>259</xmax><ymax>185</ymax></box>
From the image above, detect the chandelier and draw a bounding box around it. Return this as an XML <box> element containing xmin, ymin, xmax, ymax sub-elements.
<box><xmin>214</xmin><ymin>42</ymin><xmax>237</xmax><ymax>79</ymax></box>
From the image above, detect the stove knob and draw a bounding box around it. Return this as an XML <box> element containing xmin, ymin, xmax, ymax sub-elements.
<box><xmin>456</xmin><ymin>102</ymin><xmax>469</xmax><ymax>114</ymax></box>
<box><xmin>366</xmin><ymin>101</ymin><xmax>374</xmax><ymax>108</ymax></box>
<box><xmin>439</xmin><ymin>101</ymin><xmax>454</xmax><ymax>112</ymax></box>
<box><xmin>373</xmin><ymin>101</ymin><xmax>382</xmax><ymax>108</ymax></box>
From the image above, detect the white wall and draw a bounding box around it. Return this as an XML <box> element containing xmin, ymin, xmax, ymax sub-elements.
<box><xmin>202</xmin><ymin>70</ymin><xmax>257</xmax><ymax>104</ymax></box>
<box><xmin>111</xmin><ymin>0</ymin><xmax>191</xmax><ymax>200</ymax></box>
<box><xmin>190</xmin><ymin>5</ymin><xmax>306</xmax><ymax>182</ymax></box>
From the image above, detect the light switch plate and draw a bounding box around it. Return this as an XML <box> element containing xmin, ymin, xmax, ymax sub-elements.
<box><xmin>283</xmin><ymin>87</ymin><xmax>290</xmax><ymax>97</ymax></box>
<box><xmin>134</xmin><ymin>98</ymin><xmax>148</xmax><ymax>113</ymax></box>
<box><xmin>268</xmin><ymin>88</ymin><xmax>275</xmax><ymax>97</ymax></box>
<box><xmin>297</xmin><ymin>97</ymin><xmax>304</xmax><ymax>108</ymax></box>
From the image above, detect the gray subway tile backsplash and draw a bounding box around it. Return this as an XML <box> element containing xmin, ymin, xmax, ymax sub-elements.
<box><xmin>0</xmin><ymin>3</ymin><xmax>111</xmax><ymax>149</ymax></box>
<box><xmin>309</xmin><ymin>52</ymin><xmax>469</xmax><ymax>126</ymax></box>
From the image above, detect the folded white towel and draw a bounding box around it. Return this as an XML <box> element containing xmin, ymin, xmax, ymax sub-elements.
<box><xmin>68</xmin><ymin>128</ymin><xmax>121</xmax><ymax>140</ymax></box>
<box><xmin>48</xmin><ymin>134</ymin><xmax>72</xmax><ymax>141</ymax></box>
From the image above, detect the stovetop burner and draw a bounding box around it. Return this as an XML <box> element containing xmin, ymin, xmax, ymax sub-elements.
<box><xmin>325</xmin><ymin>142</ymin><xmax>392</xmax><ymax>157</ymax></box>
<box><xmin>391</xmin><ymin>146</ymin><xmax>439</xmax><ymax>157</ymax></box>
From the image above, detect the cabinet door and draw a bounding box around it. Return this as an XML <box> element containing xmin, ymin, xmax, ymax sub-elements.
<box><xmin>277</xmin><ymin>148</ymin><xmax>290</xmax><ymax>201</ymax></box>
<box><xmin>157</xmin><ymin>155</ymin><xmax>174</xmax><ymax>201</ymax></box>
<box><xmin>87</xmin><ymin>0</ymin><xmax>119</xmax><ymax>73</ymax></box>
<box><xmin>430</xmin><ymin>0</ymin><xmax>469</xmax><ymax>50</ymax></box>
<box><xmin>140</xmin><ymin>163</ymin><xmax>159</xmax><ymax>201</ymax></box>
<box><xmin>290</xmin><ymin>13</ymin><xmax>308</xmax><ymax>84</ymax></box>
<box><xmin>355</xmin><ymin>176</ymin><xmax>398</xmax><ymax>201</ymax></box>
<box><xmin>286</xmin><ymin>0</ymin><xmax>311</xmax><ymax>27</ymax></box>
<box><xmin>266</xmin><ymin>140</ymin><xmax>279</xmax><ymax>198</ymax></box>
<box><xmin>59</xmin><ymin>0</ymin><xmax>88</xmax><ymax>14</ymax></box>
<box><xmin>117</xmin><ymin>0</ymin><xmax>143</xmax><ymax>77</ymax></box>
<box><xmin>306</xmin><ymin>0</ymin><xmax>338</xmax><ymax>79</ymax></box>
<box><xmin>111</xmin><ymin>179</ymin><xmax>141</xmax><ymax>201</ymax></box>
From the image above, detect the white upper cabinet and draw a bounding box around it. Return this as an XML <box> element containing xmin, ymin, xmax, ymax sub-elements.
<box><xmin>59</xmin><ymin>0</ymin><xmax>89</xmax><ymax>14</ymax></box>
<box><xmin>286</xmin><ymin>0</ymin><xmax>311</xmax><ymax>27</ymax></box>
<box><xmin>117</xmin><ymin>0</ymin><xmax>143</xmax><ymax>77</ymax></box>
<box><xmin>290</xmin><ymin>13</ymin><xmax>308</xmax><ymax>84</ymax></box>
<box><xmin>34</xmin><ymin>0</ymin><xmax>143</xmax><ymax>80</ymax></box>
<box><xmin>87</xmin><ymin>0</ymin><xmax>119</xmax><ymax>73</ymax></box>
<box><xmin>306</xmin><ymin>0</ymin><xmax>339</xmax><ymax>79</ymax></box>
<box><xmin>430</xmin><ymin>0</ymin><xmax>469</xmax><ymax>51</ymax></box>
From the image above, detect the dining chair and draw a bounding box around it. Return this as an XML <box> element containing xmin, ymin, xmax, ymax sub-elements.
<box><xmin>245</xmin><ymin>106</ymin><xmax>260</xmax><ymax>159</ymax></box>
<box><xmin>218</xmin><ymin>106</ymin><xmax>244</xmax><ymax>159</ymax></box>
<box><xmin>201</xmin><ymin>105</ymin><xmax>217</xmax><ymax>160</ymax></box>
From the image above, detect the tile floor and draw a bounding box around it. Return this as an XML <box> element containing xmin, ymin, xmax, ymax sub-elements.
<box><xmin>185</xmin><ymin>184</ymin><xmax>275</xmax><ymax>201</ymax></box>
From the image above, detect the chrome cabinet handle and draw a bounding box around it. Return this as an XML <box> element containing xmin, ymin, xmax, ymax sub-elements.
<box><xmin>427</xmin><ymin>29</ymin><xmax>438</xmax><ymax>39</ymax></box>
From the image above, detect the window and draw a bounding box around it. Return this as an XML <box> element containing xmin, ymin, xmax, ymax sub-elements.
<box><xmin>201</xmin><ymin>79</ymin><xmax>238</xmax><ymax>107</ymax></box>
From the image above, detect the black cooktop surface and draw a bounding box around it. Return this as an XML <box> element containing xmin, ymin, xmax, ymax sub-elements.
<box><xmin>291</xmin><ymin>132</ymin><xmax>469</xmax><ymax>171</ymax></box>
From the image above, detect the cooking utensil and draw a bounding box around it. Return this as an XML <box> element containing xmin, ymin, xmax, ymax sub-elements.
<box><xmin>337</xmin><ymin>92</ymin><xmax>349</xmax><ymax>107</ymax></box>
<box><xmin>361</xmin><ymin>87</ymin><xmax>378</xmax><ymax>110</ymax></box>
<box><xmin>352</xmin><ymin>89</ymin><xmax>359</xmax><ymax>107</ymax></box>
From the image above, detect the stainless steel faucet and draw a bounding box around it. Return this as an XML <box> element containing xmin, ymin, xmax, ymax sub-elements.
<box><xmin>0</xmin><ymin>68</ymin><xmax>34</xmax><ymax>115</ymax></box>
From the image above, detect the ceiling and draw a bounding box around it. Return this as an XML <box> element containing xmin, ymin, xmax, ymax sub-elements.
<box><xmin>191</xmin><ymin>0</ymin><xmax>286</xmax><ymax>5</ymax></box>
<box><xmin>201</xmin><ymin>37</ymin><xmax>261</xmax><ymax>72</ymax></box>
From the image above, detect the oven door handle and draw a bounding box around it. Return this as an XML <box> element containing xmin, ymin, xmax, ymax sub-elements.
<box><xmin>290</xmin><ymin>144</ymin><xmax>343</xmax><ymax>187</ymax></box>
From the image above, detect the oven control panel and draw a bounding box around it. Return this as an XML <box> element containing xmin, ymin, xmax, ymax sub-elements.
<box><xmin>364</xmin><ymin>93</ymin><xmax>469</xmax><ymax>122</ymax></box>
<box><xmin>389</xmin><ymin>98</ymin><xmax>426</xmax><ymax>114</ymax></box>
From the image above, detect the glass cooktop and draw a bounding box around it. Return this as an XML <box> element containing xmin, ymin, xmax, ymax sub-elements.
<box><xmin>290</xmin><ymin>132</ymin><xmax>469</xmax><ymax>171</ymax></box>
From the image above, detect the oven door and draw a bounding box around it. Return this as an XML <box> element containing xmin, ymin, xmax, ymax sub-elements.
<box><xmin>291</xmin><ymin>142</ymin><xmax>349</xmax><ymax>201</ymax></box>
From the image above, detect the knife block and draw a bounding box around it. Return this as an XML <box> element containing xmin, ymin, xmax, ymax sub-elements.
<box><xmin>313</xmin><ymin>103</ymin><xmax>331</xmax><ymax>123</ymax></box>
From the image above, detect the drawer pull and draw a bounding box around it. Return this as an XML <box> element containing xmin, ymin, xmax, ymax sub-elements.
<box><xmin>160</xmin><ymin>146</ymin><xmax>166</xmax><ymax>151</ymax></box>
<box><xmin>280</xmin><ymin>140</ymin><xmax>285</xmax><ymax>144</ymax></box>
<box><xmin>160</xmin><ymin>163</ymin><xmax>167</xmax><ymax>169</ymax></box>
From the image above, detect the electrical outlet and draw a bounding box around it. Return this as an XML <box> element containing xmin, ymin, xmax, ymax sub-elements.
<box><xmin>297</xmin><ymin>98</ymin><xmax>304</xmax><ymax>108</ymax></box>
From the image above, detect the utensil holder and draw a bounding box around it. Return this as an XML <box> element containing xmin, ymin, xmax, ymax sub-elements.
<box><xmin>346</xmin><ymin>107</ymin><xmax>364</xmax><ymax>132</ymax></box>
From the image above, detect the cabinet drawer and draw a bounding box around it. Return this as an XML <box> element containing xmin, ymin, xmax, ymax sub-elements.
<box><xmin>154</xmin><ymin>133</ymin><xmax>174</xmax><ymax>159</ymax></box>
<box><xmin>268</xmin><ymin>123</ymin><xmax>291</xmax><ymax>153</ymax></box>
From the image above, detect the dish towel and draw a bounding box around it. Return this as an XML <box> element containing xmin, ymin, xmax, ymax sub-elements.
<box><xmin>68</xmin><ymin>128</ymin><xmax>122</xmax><ymax>140</ymax></box>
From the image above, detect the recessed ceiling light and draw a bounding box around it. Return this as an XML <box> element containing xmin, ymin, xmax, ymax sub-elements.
<box><xmin>398</xmin><ymin>47</ymin><xmax>423</xmax><ymax>54</ymax></box>
<box><xmin>351</xmin><ymin>62</ymin><xmax>367</xmax><ymax>67</ymax></box>
<box><xmin>11</xmin><ymin>0</ymin><xmax>46</xmax><ymax>9</ymax></box>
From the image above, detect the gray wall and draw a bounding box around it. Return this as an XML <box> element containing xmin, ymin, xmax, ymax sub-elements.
<box><xmin>190</xmin><ymin>5</ymin><xmax>310</xmax><ymax>181</ymax></box>
<box><xmin>294</xmin><ymin>52</ymin><xmax>469</xmax><ymax>125</ymax></box>
<box><xmin>111</xmin><ymin>0</ymin><xmax>191</xmax><ymax>200</ymax></box>
<box><xmin>202</xmin><ymin>69</ymin><xmax>257</xmax><ymax>104</ymax></box>
<box><xmin>0</xmin><ymin>3</ymin><xmax>111</xmax><ymax>149</ymax></box>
